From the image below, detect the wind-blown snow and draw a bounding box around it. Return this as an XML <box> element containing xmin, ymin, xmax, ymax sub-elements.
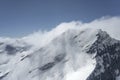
<box><xmin>0</xmin><ymin>16</ymin><xmax>119</xmax><ymax>80</ymax></box>
<box><xmin>21</xmin><ymin>21</ymin><xmax>82</xmax><ymax>47</ymax></box>
<box><xmin>0</xmin><ymin>27</ymin><xmax>98</xmax><ymax>80</ymax></box>
<box><xmin>20</xmin><ymin>16</ymin><xmax>120</xmax><ymax>47</ymax></box>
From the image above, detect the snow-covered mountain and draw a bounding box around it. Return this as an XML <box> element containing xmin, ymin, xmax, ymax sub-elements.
<box><xmin>0</xmin><ymin>26</ymin><xmax>120</xmax><ymax>80</ymax></box>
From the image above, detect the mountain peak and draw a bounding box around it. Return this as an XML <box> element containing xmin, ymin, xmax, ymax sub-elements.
<box><xmin>0</xmin><ymin>28</ymin><xmax>120</xmax><ymax>80</ymax></box>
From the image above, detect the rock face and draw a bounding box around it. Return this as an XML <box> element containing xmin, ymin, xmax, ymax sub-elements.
<box><xmin>87</xmin><ymin>30</ymin><xmax>120</xmax><ymax>80</ymax></box>
<box><xmin>0</xmin><ymin>28</ymin><xmax>120</xmax><ymax>80</ymax></box>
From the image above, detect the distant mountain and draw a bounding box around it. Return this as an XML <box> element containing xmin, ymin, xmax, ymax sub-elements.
<box><xmin>0</xmin><ymin>27</ymin><xmax>120</xmax><ymax>80</ymax></box>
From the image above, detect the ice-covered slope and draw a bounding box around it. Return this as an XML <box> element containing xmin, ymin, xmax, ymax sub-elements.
<box><xmin>0</xmin><ymin>27</ymin><xmax>120</xmax><ymax>80</ymax></box>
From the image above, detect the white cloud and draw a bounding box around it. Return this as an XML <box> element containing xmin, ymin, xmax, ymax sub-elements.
<box><xmin>22</xmin><ymin>16</ymin><xmax>120</xmax><ymax>47</ymax></box>
<box><xmin>21</xmin><ymin>21</ymin><xmax>82</xmax><ymax>47</ymax></box>
<box><xmin>82</xmin><ymin>16</ymin><xmax>120</xmax><ymax>40</ymax></box>
<box><xmin>0</xmin><ymin>16</ymin><xmax>120</xmax><ymax>80</ymax></box>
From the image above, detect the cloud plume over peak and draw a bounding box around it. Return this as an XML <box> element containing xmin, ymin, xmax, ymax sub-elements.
<box><xmin>21</xmin><ymin>16</ymin><xmax>120</xmax><ymax>47</ymax></box>
<box><xmin>1</xmin><ymin>16</ymin><xmax>119</xmax><ymax>47</ymax></box>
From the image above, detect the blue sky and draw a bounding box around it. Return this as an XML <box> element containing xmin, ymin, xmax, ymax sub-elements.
<box><xmin>0</xmin><ymin>0</ymin><xmax>120</xmax><ymax>37</ymax></box>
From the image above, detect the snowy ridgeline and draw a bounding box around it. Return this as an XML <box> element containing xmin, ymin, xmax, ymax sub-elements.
<box><xmin>0</xmin><ymin>26</ymin><xmax>120</xmax><ymax>80</ymax></box>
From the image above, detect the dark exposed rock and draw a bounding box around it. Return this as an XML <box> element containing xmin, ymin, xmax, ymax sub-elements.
<box><xmin>5</xmin><ymin>44</ymin><xmax>29</xmax><ymax>55</ymax></box>
<box><xmin>5</xmin><ymin>45</ymin><xmax>16</xmax><ymax>55</ymax></box>
<box><xmin>0</xmin><ymin>43</ymin><xmax>4</xmax><ymax>46</ymax></box>
<box><xmin>87</xmin><ymin>30</ymin><xmax>120</xmax><ymax>80</ymax></box>
<box><xmin>39</xmin><ymin>62</ymin><xmax>55</xmax><ymax>71</ymax></box>
<box><xmin>20</xmin><ymin>55</ymin><xmax>30</xmax><ymax>61</ymax></box>
<box><xmin>54</xmin><ymin>54</ymin><xmax>66</xmax><ymax>62</ymax></box>
<box><xmin>0</xmin><ymin>72</ymin><xmax>9</xmax><ymax>80</ymax></box>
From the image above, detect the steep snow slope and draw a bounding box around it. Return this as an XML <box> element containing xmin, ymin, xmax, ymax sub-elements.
<box><xmin>0</xmin><ymin>28</ymin><xmax>98</xmax><ymax>80</ymax></box>
<box><xmin>0</xmin><ymin>27</ymin><xmax>120</xmax><ymax>80</ymax></box>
